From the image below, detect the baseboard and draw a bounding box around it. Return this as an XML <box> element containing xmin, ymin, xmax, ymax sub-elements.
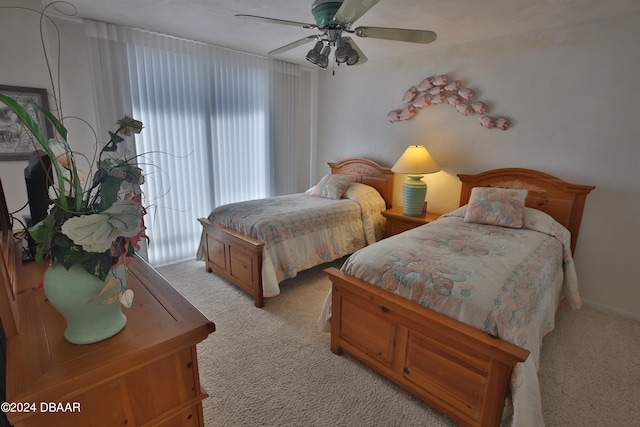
<box><xmin>582</xmin><ymin>299</ymin><xmax>640</xmax><ymax>322</ymax></box>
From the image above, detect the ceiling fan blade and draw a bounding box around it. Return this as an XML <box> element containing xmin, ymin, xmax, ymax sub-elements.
<box><xmin>333</xmin><ymin>0</ymin><xmax>380</xmax><ymax>25</ymax></box>
<box><xmin>342</xmin><ymin>37</ymin><xmax>367</xmax><ymax>65</ymax></box>
<box><xmin>268</xmin><ymin>36</ymin><xmax>318</xmax><ymax>55</ymax></box>
<box><xmin>354</xmin><ymin>26</ymin><xmax>437</xmax><ymax>44</ymax></box>
<box><xmin>235</xmin><ymin>14</ymin><xmax>316</xmax><ymax>29</ymax></box>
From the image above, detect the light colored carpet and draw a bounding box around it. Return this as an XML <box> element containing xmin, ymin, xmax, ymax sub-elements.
<box><xmin>157</xmin><ymin>259</ymin><xmax>640</xmax><ymax>427</ymax></box>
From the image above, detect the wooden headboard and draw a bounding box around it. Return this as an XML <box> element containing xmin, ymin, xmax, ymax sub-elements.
<box><xmin>329</xmin><ymin>158</ymin><xmax>394</xmax><ymax>209</ymax></box>
<box><xmin>458</xmin><ymin>168</ymin><xmax>594</xmax><ymax>253</ymax></box>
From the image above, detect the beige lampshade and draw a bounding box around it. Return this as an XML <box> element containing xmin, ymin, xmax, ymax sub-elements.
<box><xmin>391</xmin><ymin>145</ymin><xmax>440</xmax><ymax>175</ymax></box>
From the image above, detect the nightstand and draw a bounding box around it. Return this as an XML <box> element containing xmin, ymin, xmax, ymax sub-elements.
<box><xmin>382</xmin><ymin>206</ymin><xmax>441</xmax><ymax>238</ymax></box>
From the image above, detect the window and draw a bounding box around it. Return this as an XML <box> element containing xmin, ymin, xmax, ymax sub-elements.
<box><xmin>85</xmin><ymin>22</ymin><xmax>300</xmax><ymax>266</ymax></box>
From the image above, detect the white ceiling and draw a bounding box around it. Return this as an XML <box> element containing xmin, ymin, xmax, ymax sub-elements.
<box><xmin>52</xmin><ymin>0</ymin><xmax>640</xmax><ymax>67</ymax></box>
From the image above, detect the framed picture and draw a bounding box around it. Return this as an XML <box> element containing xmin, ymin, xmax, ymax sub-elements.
<box><xmin>0</xmin><ymin>85</ymin><xmax>52</xmax><ymax>160</ymax></box>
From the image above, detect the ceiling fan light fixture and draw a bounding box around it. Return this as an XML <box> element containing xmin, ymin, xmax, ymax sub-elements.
<box><xmin>305</xmin><ymin>40</ymin><xmax>324</xmax><ymax>65</ymax></box>
<box><xmin>334</xmin><ymin>38</ymin><xmax>349</xmax><ymax>63</ymax></box>
<box><xmin>317</xmin><ymin>44</ymin><xmax>331</xmax><ymax>68</ymax></box>
<box><xmin>345</xmin><ymin>42</ymin><xmax>359</xmax><ymax>65</ymax></box>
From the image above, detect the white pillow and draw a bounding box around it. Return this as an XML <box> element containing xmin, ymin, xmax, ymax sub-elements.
<box><xmin>309</xmin><ymin>174</ymin><xmax>355</xmax><ymax>200</ymax></box>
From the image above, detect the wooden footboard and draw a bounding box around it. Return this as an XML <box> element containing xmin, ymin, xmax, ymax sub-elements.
<box><xmin>198</xmin><ymin>218</ymin><xmax>265</xmax><ymax>307</ymax></box>
<box><xmin>325</xmin><ymin>267</ymin><xmax>530</xmax><ymax>427</ymax></box>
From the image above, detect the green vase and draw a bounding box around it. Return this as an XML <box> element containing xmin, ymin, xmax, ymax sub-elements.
<box><xmin>43</xmin><ymin>263</ymin><xmax>128</xmax><ymax>345</ymax></box>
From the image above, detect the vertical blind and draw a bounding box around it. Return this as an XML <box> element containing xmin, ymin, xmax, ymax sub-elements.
<box><xmin>85</xmin><ymin>21</ymin><xmax>300</xmax><ymax>267</ymax></box>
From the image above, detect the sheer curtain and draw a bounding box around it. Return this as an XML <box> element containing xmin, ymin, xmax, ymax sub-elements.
<box><xmin>84</xmin><ymin>21</ymin><xmax>300</xmax><ymax>266</ymax></box>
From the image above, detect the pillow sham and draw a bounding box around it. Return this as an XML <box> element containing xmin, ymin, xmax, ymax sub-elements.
<box><xmin>309</xmin><ymin>174</ymin><xmax>355</xmax><ymax>200</ymax></box>
<box><xmin>341</xmin><ymin>182</ymin><xmax>377</xmax><ymax>201</ymax></box>
<box><xmin>307</xmin><ymin>175</ymin><xmax>329</xmax><ymax>195</ymax></box>
<box><xmin>463</xmin><ymin>187</ymin><xmax>528</xmax><ymax>228</ymax></box>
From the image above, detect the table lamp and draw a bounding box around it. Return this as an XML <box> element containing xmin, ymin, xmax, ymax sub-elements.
<box><xmin>391</xmin><ymin>145</ymin><xmax>440</xmax><ymax>216</ymax></box>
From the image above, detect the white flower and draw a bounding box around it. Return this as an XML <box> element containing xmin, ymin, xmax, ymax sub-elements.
<box><xmin>61</xmin><ymin>200</ymin><xmax>143</xmax><ymax>252</ymax></box>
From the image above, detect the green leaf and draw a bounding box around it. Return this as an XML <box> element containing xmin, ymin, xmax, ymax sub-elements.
<box><xmin>39</xmin><ymin>108</ymin><xmax>84</xmax><ymax>213</ymax></box>
<box><xmin>98</xmin><ymin>176</ymin><xmax>124</xmax><ymax>211</ymax></box>
<box><xmin>37</xmin><ymin>106</ymin><xmax>67</xmax><ymax>141</ymax></box>
<box><xmin>103</xmin><ymin>131</ymin><xmax>123</xmax><ymax>152</ymax></box>
<box><xmin>29</xmin><ymin>220</ymin><xmax>53</xmax><ymax>263</ymax></box>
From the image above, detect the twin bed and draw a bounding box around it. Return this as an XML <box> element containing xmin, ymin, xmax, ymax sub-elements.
<box><xmin>198</xmin><ymin>159</ymin><xmax>594</xmax><ymax>427</ymax></box>
<box><xmin>198</xmin><ymin>158</ymin><xmax>394</xmax><ymax>307</ymax></box>
<box><xmin>323</xmin><ymin>168</ymin><xmax>594</xmax><ymax>427</ymax></box>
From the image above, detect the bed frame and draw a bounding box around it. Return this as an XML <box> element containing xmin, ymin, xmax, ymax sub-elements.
<box><xmin>198</xmin><ymin>158</ymin><xmax>394</xmax><ymax>307</ymax></box>
<box><xmin>325</xmin><ymin>168</ymin><xmax>594</xmax><ymax>427</ymax></box>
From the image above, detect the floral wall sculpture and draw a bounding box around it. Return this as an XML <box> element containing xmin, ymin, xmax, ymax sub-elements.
<box><xmin>387</xmin><ymin>74</ymin><xmax>511</xmax><ymax>130</ymax></box>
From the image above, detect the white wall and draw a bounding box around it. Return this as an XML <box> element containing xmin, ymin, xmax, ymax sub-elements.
<box><xmin>314</xmin><ymin>13</ymin><xmax>640</xmax><ymax>320</ymax></box>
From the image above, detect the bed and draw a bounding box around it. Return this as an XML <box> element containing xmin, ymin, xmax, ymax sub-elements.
<box><xmin>198</xmin><ymin>158</ymin><xmax>394</xmax><ymax>307</ymax></box>
<box><xmin>322</xmin><ymin>168</ymin><xmax>594</xmax><ymax>427</ymax></box>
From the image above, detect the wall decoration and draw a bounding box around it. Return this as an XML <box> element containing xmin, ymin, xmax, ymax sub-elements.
<box><xmin>387</xmin><ymin>74</ymin><xmax>511</xmax><ymax>130</ymax></box>
<box><xmin>0</xmin><ymin>85</ymin><xmax>52</xmax><ymax>160</ymax></box>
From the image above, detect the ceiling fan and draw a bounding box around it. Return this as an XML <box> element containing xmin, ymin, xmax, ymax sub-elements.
<box><xmin>236</xmin><ymin>0</ymin><xmax>437</xmax><ymax>69</ymax></box>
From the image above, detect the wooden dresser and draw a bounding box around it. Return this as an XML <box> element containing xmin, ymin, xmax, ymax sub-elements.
<box><xmin>2</xmin><ymin>252</ymin><xmax>215</xmax><ymax>427</ymax></box>
<box><xmin>0</xmin><ymin>179</ymin><xmax>215</xmax><ymax>427</ymax></box>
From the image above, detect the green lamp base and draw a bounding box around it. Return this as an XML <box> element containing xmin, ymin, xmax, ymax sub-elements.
<box><xmin>402</xmin><ymin>175</ymin><xmax>427</xmax><ymax>216</ymax></box>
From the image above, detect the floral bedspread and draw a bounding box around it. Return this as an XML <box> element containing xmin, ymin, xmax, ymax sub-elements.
<box><xmin>321</xmin><ymin>206</ymin><xmax>580</xmax><ymax>427</ymax></box>
<box><xmin>199</xmin><ymin>184</ymin><xmax>386</xmax><ymax>297</ymax></box>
